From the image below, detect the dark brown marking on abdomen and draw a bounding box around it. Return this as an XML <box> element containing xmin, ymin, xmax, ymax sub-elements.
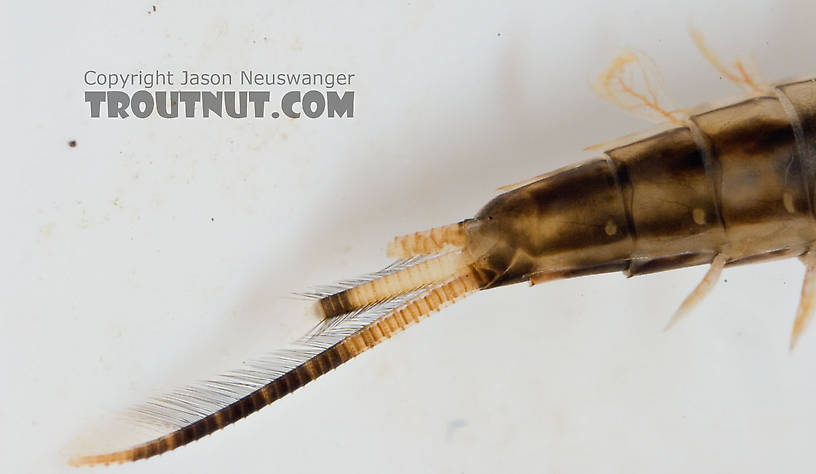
<box><xmin>775</xmin><ymin>80</ymin><xmax>816</xmax><ymax>224</ymax></box>
<box><xmin>606</xmin><ymin>126</ymin><xmax>725</xmax><ymax>258</ymax></box>
<box><xmin>692</xmin><ymin>97</ymin><xmax>808</xmax><ymax>229</ymax></box>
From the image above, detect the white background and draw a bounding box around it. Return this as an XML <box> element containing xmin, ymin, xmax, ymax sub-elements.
<box><xmin>4</xmin><ymin>1</ymin><xmax>816</xmax><ymax>473</ymax></box>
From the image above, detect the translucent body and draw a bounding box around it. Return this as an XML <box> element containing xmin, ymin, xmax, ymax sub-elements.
<box><xmin>72</xmin><ymin>77</ymin><xmax>816</xmax><ymax>467</ymax></box>
<box><xmin>465</xmin><ymin>78</ymin><xmax>816</xmax><ymax>289</ymax></box>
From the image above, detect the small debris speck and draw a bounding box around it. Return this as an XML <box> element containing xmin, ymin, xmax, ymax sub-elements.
<box><xmin>210</xmin><ymin>217</ymin><xmax>215</xmax><ymax>222</ymax></box>
<box><xmin>446</xmin><ymin>418</ymin><xmax>467</xmax><ymax>441</ymax></box>
<box><xmin>68</xmin><ymin>140</ymin><xmax>77</xmax><ymax>147</ymax></box>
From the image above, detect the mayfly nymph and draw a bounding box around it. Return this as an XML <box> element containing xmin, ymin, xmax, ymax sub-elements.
<box><xmin>70</xmin><ymin>33</ymin><xmax>816</xmax><ymax>466</ymax></box>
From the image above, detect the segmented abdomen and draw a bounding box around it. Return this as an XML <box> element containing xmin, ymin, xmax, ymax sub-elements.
<box><xmin>467</xmin><ymin>78</ymin><xmax>816</xmax><ymax>287</ymax></box>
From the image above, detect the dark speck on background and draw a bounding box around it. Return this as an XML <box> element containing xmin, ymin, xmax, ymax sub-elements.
<box><xmin>211</xmin><ymin>217</ymin><xmax>215</xmax><ymax>222</ymax></box>
<box><xmin>68</xmin><ymin>140</ymin><xmax>77</xmax><ymax>148</ymax></box>
<box><xmin>446</xmin><ymin>418</ymin><xmax>467</xmax><ymax>441</ymax></box>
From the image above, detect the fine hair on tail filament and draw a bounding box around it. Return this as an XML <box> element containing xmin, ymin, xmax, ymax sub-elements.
<box><xmin>69</xmin><ymin>251</ymin><xmax>484</xmax><ymax>466</ymax></box>
<box><xmin>70</xmin><ymin>31</ymin><xmax>816</xmax><ymax>466</ymax></box>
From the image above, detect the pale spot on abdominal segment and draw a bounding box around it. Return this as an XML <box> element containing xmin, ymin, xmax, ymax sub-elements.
<box><xmin>604</xmin><ymin>219</ymin><xmax>618</xmax><ymax>236</ymax></box>
<box><xmin>692</xmin><ymin>208</ymin><xmax>706</xmax><ymax>225</ymax></box>
<box><xmin>784</xmin><ymin>192</ymin><xmax>796</xmax><ymax>214</ymax></box>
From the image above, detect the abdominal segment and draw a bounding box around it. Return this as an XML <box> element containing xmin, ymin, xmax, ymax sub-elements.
<box><xmin>464</xmin><ymin>79</ymin><xmax>816</xmax><ymax>288</ymax></box>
